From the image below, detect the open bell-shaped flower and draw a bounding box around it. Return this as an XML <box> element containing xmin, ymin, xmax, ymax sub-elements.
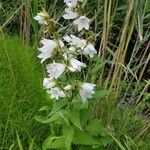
<box><xmin>63</xmin><ymin>7</ymin><xmax>78</xmax><ymax>20</ymax></box>
<box><xmin>79</xmin><ymin>83</ymin><xmax>96</xmax><ymax>102</ymax></box>
<box><xmin>33</xmin><ymin>11</ymin><xmax>49</xmax><ymax>25</ymax></box>
<box><xmin>83</xmin><ymin>43</ymin><xmax>97</xmax><ymax>58</ymax></box>
<box><xmin>48</xmin><ymin>87</ymin><xmax>66</xmax><ymax>100</ymax></box>
<box><xmin>38</xmin><ymin>38</ymin><xmax>58</xmax><ymax>63</ymax></box>
<box><xmin>43</xmin><ymin>78</ymin><xmax>56</xmax><ymax>89</ymax></box>
<box><xmin>68</xmin><ymin>58</ymin><xmax>86</xmax><ymax>72</ymax></box>
<box><xmin>73</xmin><ymin>16</ymin><xmax>90</xmax><ymax>32</ymax></box>
<box><xmin>70</xmin><ymin>35</ymin><xmax>87</xmax><ymax>50</ymax></box>
<box><xmin>46</xmin><ymin>62</ymin><xmax>66</xmax><ymax>79</ymax></box>
<box><xmin>64</xmin><ymin>0</ymin><xmax>78</xmax><ymax>8</ymax></box>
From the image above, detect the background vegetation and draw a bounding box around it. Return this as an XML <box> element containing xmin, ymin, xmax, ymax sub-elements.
<box><xmin>0</xmin><ymin>0</ymin><xmax>150</xmax><ymax>149</ymax></box>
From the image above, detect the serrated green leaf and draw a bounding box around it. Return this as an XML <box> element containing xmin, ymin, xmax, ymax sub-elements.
<box><xmin>69</xmin><ymin>109</ymin><xmax>82</xmax><ymax>130</ymax></box>
<box><xmin>48</xmin><ymin>100</ymin><xmax>67</xmax><ymax>117</ymax></box>
<box><xmin>35</xmin><ymin>113</ymin><xmax>60</xmax><ymax>124</ymax></box>
<box><xmin>35</xmin><ymin>109</ymin><xmax>70</xmax><ymax>125</ymax></box>
<box><xmin>80</xmin><ymin>108</ymin><xmax>91</xmax><ymax>127</ymax></box>
<box><xmin>73</xmin><ymin>129</ymin><xmax>100</xmax><ymax>146</ymax></box>
<box><xmin>93</xmin><ymin>90</ymin><xmax>107</xmax><ymax>101</ymax></box>
<box><xmin>86</xmin><ymin>119</ymin><xmax>107</xmax><ymax>136</ymax></box>
<box><xmin>57</xmin><ymin>110</ymin><xmax>70</xmax><ymax>125</ymax></box>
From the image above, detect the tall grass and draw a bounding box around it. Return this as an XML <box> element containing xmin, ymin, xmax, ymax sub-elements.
<box><xmin>0</xmin><ymin>35</ymin><xmax>50</xmax><ymax>149</ymax></box>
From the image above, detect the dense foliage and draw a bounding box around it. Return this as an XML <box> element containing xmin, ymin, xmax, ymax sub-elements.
<box><xmin>0</xmin><ymin>0</ymin><xmax>150</xmax><ymax>149</ymax></box>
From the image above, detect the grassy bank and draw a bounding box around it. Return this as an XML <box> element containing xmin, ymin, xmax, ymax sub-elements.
<box><xmin>0</xmin><ymin>35</ymin><xmax>50</xmax><ymax>149</ymax></box>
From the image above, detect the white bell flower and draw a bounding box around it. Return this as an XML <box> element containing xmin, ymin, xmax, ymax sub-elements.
<box><xmin>33</xmin><ymin>12</ymin><xmax>49</xmax><ymax>25</ymax></box>
<box><xmin>63</xmin><ymin>34</ymin><xmax>86</xmax><ymax>49</ymax></box>
<box><xmin>73</xmin><ymin>16</ymin><xmax>90</xmax><ymax>32</ymax></box>
<box><xmin>83</xmin><ymin>43</ymin><xmax>97</xmax><ymax>58</ymax></box>
<box><xmin>63</xmin><ymin>7</ymin><xmax>78</xmax><ymax>20</ymax></box>
<box><xmin>38</xmin><ymin>38</ymin><xmax>58</xmax><ymax>63</ymax></box>
<box><xmin>77</xmin><ymin>39</ymin><xmax>87</xmax><ymax>50</ymax></box>
<box><xmin>43</xmin><ymin>78</ymin><xmax>56</xmax><ymax>89</ymax></box>
<box><xmin>63</xmin><ymin>35</ymin><xmax>72</xmax><ymax>43</ymax></box>
<box><xmin>79</xmin><ymin>83</ymin><xmax>96</xmax><ymax>102</ymax></box>
<box><xmin>64</xmin><ymin>0</ymin><xmax>78</xmax><ymax>8</ymax></box>
<box><xmin>70</xmin><ymin>35</ymin><xmax>80</xmax><ymax>45</ymax></box>
<box><xmin>46</xmin><ymin>62</ymin><xmax>66</xmax><ymax>79</ymax></box>
<box><xmin>70</xmin><ymin>35</ymin><xmax>87</xmax><ymax>49</ymax></box>
<box><xmin>69</xmin><ymin>58</ymin><xmax>86</xmax><ymax>72</ymax></box>
<box><xmin>48</xmin><ymin>87</ymin><xmax>66</xmax><ymax>100</ymax></box>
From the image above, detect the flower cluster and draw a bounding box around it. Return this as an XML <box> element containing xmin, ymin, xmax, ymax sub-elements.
<box><xmin>34</xmin><ymin>0</ymin><xmax>96</xmax><ymax>102</ymax></box>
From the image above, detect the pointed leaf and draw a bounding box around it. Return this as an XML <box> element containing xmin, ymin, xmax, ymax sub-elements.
<box><xmin>63</xmin><ymin>126</ymin><xmax>74</xmax><ymax>150</ymax></box>
<box><xmin>73</xmin><ymin>129</ymin><xmax>100</xmax><ymax>146</ymax></box>
<box><xmin>69</xmin><ymin>109</ymin><xmax>82</xmax><ymax>130</ymax></box>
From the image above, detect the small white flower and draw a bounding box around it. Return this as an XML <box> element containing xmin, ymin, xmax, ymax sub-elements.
<box><xmin>77</xmin><ymin>39</ymin><xmax>87</xmax><ymax>50</ymax></box>
<box><xmin>48</xmin><ymin>87</ymin><xmax>66</xmax><ymax>100</ymax></box>
<box><xmin>64</xmin><ymin>0</ymin><xmax>78</xmax><ymax>8</ymax></box>
<box><xmin>69</xmin><ymin>58</ymin><xmax>86</xmax><ymax>72</ymax></box>
<box><xmin>46</xmin><ymin>62</ymin><xmax>66</xmax><ymax>79</ymax></box>
<box><xmin>79</xmin><ymin>83</ymin><xmax>96</xmax><ymax>102</ymax></box>
<box><xmin>70</xmin><ymin>35</ymin><xmax>81</xmax><ymax>45</ymax></box>
<box><xmin>64</xmin><ymin>85</ymin><xmax>72</xmax><ymax>90</ymax></box>
<box><xmin>43</xmin><ymin>78</ymin><xmax>56</xmax><ymax>89</ymax></box>
<box><xmin>63</xmin><ymin>35</ymin><xmax>72</xmax><ymax>43</ymax></box>
<box><xmin>84</xmin><ymin>43</ymin><xmax>97</xmax><ymax>58</ymax></box>
<box><xmin>63</xmin><ymin>8</ymin><xmax>78</xmax><ymax>20</ymax></box>
<box><xmin>70</xmin><ymin>35</ymin><xmax>87</xmax><ymax>49</ymax></box>
<box><xmin>73</xmin><ymin>16</ymin><xmax>90</xmax><ymax>32</ymax></box>
<box><xmin>33</xmin><ymin>12</ymin><xmax>49</xmax><ymax>25</ymax></box>
<box><xmin>38</xmin><ymin>38</ymin><xmax>58</xmax><ymax>63</ymax></box>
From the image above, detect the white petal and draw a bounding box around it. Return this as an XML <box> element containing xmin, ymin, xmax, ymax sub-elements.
<box><xmin>79</xmin><ymin>83</ymin><xmax>96</xmax><ymax>102</ymax></box>
<box><xmin>46</xmin><ymin>62</ymin><xmax>66</xmax><ymax>79</ymax></box>
<box><xmin>38</xmin><ymin>39</ymin><xmax>58</xmax><ymax>62</ymax></box>
<box><xmin>69</xmin><ymin>58</ymin><xmax>86</xmax><ymax>72</ymax></box>
<box><xmin>73</xmin><ymin>16</ymin><xmax>90</xmax><ymax>32</ymax></box>
<box><xmin>43</xmin><ymin>78</ymin><xmax>56</xmax><ymax>89</ymax></box>
<box><xmin>70</xmin><ymin>34</ymin><xmax>81</xmax><ymax>45</ymax></box>
<box><xmin>83</xmin><ymin>22</ymin><xmax>89</xmax><ymax>30</ymax></box>
<box><xmin>78</xmin><ymin>24</ymin><xmax>84</xmax><ymax>32</ymax></box>
<box><xmin>33</xmin><ymin>12</ymin><xmax>49</xmax><ymax>25</ymax></box>
<box><xmin>64</xmin><ymin>0</ymin><xmax>78</xmax><ymax>7</ymax></box>
<box><xmin>73</xmin><ymin>18</ymin><xmax>79</xmax><ymax>25</ymax></box>
<box><xmin>83</xmin><ymin>43</ymin><xmax>97</xmax><ymax>57</ymax></box>
<box><xmin>48</xmin><ymin>87</ymin><xmax>66</xmax><ymax>100</ymax></box>
<box><xmin>63</xmin><ymin>9</ymin><xmax>78</xmax><ymax>20</ymax></box>
<box><xmin>63</xmin><ymin>35</ymin><xmax>72</xmax><ymax>43</ymax></box>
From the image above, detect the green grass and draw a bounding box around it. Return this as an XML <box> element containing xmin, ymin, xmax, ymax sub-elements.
<box><xmin>0</xmin><ymin>35</ymin><xmax>50</xmax><ymax>149</ymax></box>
